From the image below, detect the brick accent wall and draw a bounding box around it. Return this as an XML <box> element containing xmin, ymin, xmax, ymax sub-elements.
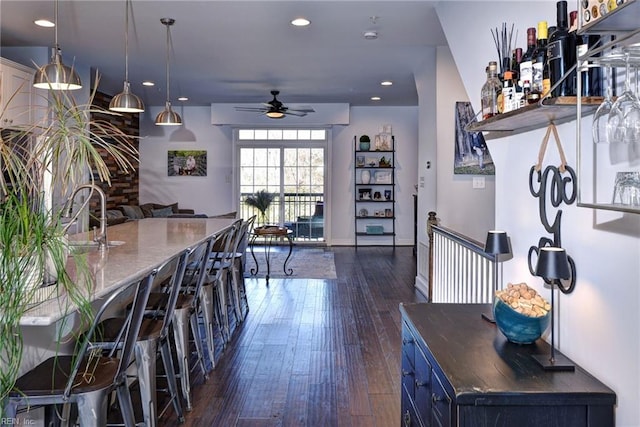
<box><xmin>89</xmin><ymin>91</ymin><xmax>140</xmax><ymax>211</ymax></box>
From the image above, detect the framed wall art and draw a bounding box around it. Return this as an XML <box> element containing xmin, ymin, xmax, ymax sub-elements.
<box><xmin>454</xmin><ymin>102</ymin><xmax>494</xmax><ymax>175</ymax></box>
<box><xmin>168</xmin><ymin>150</ymin><xmax>207</xmax><ymax>176</ymax></box>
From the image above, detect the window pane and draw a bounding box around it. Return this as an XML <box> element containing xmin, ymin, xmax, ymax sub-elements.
<box><xmin>267</xmin><ymin>148</ymin><xmax>281</xmax><ymax>166</ymax></box>
<box><xmin>282</xmin><ymin>129</ymin><xmax>297</xmax><ymax>140</ymax></box>
<box><xmin>253</xmin><ymin>148</ymin><xmax>268</xmax><ymax>166</ymax></box>
<box><xmin>311</xmin><ymin>130</ymin><xmax>326</xmax><ymax>140</ymax></box>
<box><xmin>238</xmin><ymin>129</ymin><xmax>253</xmax><ymax>140</ymax></box>
<box><xmin>298</xmin><ymin>129</ymin><xmax>311</xmax><ymax>140</ymax></box>
<box><xmin>268</xmin><ymin>129</ymin><xmax>282</xmax><ymax>140</ymax></box>
<box><xmin>255</xmin><ymin>129</ymin><xmax>268</xmax><ymax>140</ymax></box>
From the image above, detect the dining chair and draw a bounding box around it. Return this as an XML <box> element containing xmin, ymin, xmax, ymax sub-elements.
<box><xmin>3</xmin><ymin>268</ymin><xmax>155</xmax><ymax>427</ymax></box>
<box><xmin>89</xmin><ymin>250</ymin><xmax>190</xmax><ymax>426</ymax></box>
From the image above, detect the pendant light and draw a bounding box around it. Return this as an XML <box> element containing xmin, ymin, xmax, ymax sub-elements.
<box><xmin>33</xmin><ymin>0</ymin><xmax>82</xmax><ymax>90</ymax></box>
<box><xmin>155</xmin><ymin>18</ymin><xmax>182</xmax><ymax>126</ymax></box>
<box><xmin>109</xmin><ymin>0</ymin><xmax>144</xmax><ymax>112</ymax></box>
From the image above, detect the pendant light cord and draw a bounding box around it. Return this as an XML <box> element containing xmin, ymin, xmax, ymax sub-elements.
<box><xmin>124</xmin><ymin>0</ymin><xmax>130</xmax><ymax>82</ymax></box>
<box><xmin>54</xmin><ymin>0</ymin><xmax>59</xmax><ymax>53</ymax></box>
<box><xmin>165</xmin><ymin>21</ymin><xmax>170</xmax><ymax>103</ymax></box>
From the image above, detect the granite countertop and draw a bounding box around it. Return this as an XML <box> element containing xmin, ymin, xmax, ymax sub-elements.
<box><xmin>21</xmin><ymin>217</ymin><xmax>235</xmax><ymax>326</ymax></box>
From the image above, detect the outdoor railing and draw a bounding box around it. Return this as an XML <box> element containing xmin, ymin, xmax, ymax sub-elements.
<box><xmin>430</xmin><ymin>224</ymin><xmax>494</xmax><ymax>304</ymax></box>
<box><xmin>239</xmin><ymin>192</ymin><xmax>324</xmax><ymax>226</ymax></box>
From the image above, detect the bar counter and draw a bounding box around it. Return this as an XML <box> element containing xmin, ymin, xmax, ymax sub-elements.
<box><xmin>21</xmin><ymin>217</ymin><xmax>235</xmax><ymax>326</ymax></box>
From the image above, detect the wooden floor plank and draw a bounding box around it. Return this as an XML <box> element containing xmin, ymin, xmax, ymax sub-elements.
<box><xmin>157</xmin><ymin>246</ymin><xmax>422</xmax><ymax>426</ymax></box>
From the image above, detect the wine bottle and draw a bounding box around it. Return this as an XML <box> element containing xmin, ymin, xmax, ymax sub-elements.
<box><xmin>547</xmin><ymin>1</ymin><xmax>576</xmax><ymax>97</ymax></box>
<box><xmin>481</xmin><ymin>61</ymin><xmax>502</xmax><ymax>120</ymax></box>
<box><xmin>519</xmin><ymin>27</ymin><xmax>537</xmax><ymax>88</ymax></box>
<box><xmin>531</xmin><ymin>21</ymin><xmax>548</xmax><ymax>98</ymax></box>
<box><xmin>570</xmin><ymin>10</ymin><xmax>603</xmax><ymax>97</ymax></box>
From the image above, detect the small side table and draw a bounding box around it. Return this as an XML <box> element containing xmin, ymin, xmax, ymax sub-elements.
<box><xmin>249</xmin><ymin>226</ymin><xmax>294</xmax><ymax>284</ymax></box>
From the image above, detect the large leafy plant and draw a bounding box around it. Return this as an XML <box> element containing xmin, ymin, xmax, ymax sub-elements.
<box><xmin>0</xmin><ymin>73</ymin><xmax>138</xmax><ymax>408</ymax></box>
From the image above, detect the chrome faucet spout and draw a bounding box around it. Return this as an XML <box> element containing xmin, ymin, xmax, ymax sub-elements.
<box><xmin>62</xmin><ymin>184</ymin><xmax>108</xmax><ymax>251</ymax></box>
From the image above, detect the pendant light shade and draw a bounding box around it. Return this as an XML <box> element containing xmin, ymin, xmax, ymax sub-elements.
<box><xmin>33</xmin><ymin>0</ymin><xmax>82</xmax><ymax>90</ymax></box>
<box><xmin>110</xmin><ymin>0</ymin><xmax>144</xmax><ymax>112</ymax></box>
<box><xmin>155</xmin><ymin>18</ymin><xmax>181</xmax><ymax>126</ymax></box>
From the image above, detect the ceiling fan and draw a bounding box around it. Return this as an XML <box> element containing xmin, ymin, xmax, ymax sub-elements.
<box><xmin>235</xmin><ymin>90</ymin><xmax>315</xmax><ymax>119</ymax></box>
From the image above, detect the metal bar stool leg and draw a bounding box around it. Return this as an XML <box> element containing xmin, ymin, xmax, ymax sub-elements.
<box><xmin>134</xmin><ymin>339</ymin><xmax>158</xmax><ymax>427</ymax></box>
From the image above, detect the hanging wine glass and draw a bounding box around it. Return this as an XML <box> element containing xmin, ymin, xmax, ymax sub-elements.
<box><xmin>592</xmin><ymin>65</ymin><xmax>614</xmax><ymax>144</ymax></box>
<box><xmin>623</xmin><ymin>64</ymin><xmax>640</xmax><ymax>144</ymax></box>
<box><xmin>607</xmin><ymin>52</ymin><xmax>634</xmax><ymax>144</ymax></box>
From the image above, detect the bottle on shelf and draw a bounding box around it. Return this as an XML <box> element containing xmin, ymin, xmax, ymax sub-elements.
<box><xmin>511</xmin><ymin>48</ymin><xmax>523</xmax><ymax>82</ymax></box>
<box><xmin>570</xmin><ymin>10</ymin><xmax>602</xmax><ymax>97</ymax></box>
<box><xmin>547</xmin><ymin>0</ymin><xmax>576</xmax><ymax>97</ymax></box>
<box><xmin>481</xmin><ymin>61</ymin><xmax>502</xmax><ymax>120</ymax></box>
<box><xmin>519</xmin><ymin>27</ymin><xmax>537</xmax><ymax>88</ymax></box>
<box><xmin>500</xmin><ymin>70</ymin><xmax>519</xmax><ymax>113</ymax></box>
<box><xmin>531</xmin><ymin>21</ymin><xmax>548</xmax><ymax>99</ymax></box>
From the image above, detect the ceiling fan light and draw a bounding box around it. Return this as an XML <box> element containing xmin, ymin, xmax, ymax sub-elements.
<box><xmin>33</xmin><ymin>49</ymin><xmax>82</xmax><ymax>90</ymax></box>
<box><xmin>155</xmin><ymin>101</ymin><xmax>182</xmax><ymax>126</ymax></box>
<box><xmin>266</xmin><ymin>110</ymin><xmax>285</xmax><ymax>119</ymax></box>
<box><xmin>110</xmin><ymin>81</ymin><xmax>145</xmax><ymax>112</ymax></box>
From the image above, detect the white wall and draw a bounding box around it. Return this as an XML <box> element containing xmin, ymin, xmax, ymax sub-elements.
<box><xmin>436</xmin><ymin>46</ymin><xmax>495</xmax><ymax>242</ymax></box>
<box><xmin>139</xmin><ymin>105</ymin><xmax>418</xmax><ymax>246</ymax></box>
<box><xmin>438</xmin><ymin>2</ymin><xmax>640</xmax><ymax>426</ymax></box>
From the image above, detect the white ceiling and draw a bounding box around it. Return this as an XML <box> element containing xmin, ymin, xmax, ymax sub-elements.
<box><xmin>0</xmin><ymin>0</ymin><xmax>447</xmax><ymax>109</ymax></box>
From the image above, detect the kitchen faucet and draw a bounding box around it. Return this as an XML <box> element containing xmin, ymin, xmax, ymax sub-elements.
<box><xmin>62</xmin><ymin>184</ymin><xmax>108</xmax><ymax>251</ymax></box>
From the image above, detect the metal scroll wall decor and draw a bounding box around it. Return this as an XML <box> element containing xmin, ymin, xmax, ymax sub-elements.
<box><xmin>527</xmin><ymin>124</ymin><xmax>577</xmax><ymax>294</ymax></box>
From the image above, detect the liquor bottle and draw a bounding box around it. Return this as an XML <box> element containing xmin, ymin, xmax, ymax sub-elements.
<box><xmin>481</xmin><ymin>61</ymin><xmax>501</xmax><ymax>119</ymax></box>
<box><xmin>531</xmin><ymin>21</ymin><xmax>548</xmax><ymax>98</ymax></box>
<box><xmin>570</xmin><ymin>10</ymin><xmax>603</xmax><ymax>97</ymax></box>
<box><xmin>547</xmin><ymin>1</ymin><xmax>576</xmax><ymax>97</ymax></box>
<box><xmin>519</xmin><ymin>28</ymin><xmax>537</xmax><ymax>88</ymax></box>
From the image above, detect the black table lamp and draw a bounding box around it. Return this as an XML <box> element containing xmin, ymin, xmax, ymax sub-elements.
<box><xmin>482</xmin><ymin>230</ymin><xmax>511</xmax><ymax>322</ymax></box>
<box><xmin>532</xmin><ymin>246</ymin><xmax>575</xmax><ymax>371</ymax></box>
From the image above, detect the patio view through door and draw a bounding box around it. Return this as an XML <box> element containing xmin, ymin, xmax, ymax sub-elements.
<box><xmin>236</xmin><ymin>129</ymin><xmax>327</xmax><ymax>242</ymax></box>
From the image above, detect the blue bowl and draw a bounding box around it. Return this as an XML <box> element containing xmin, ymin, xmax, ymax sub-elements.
<box><xmin>493</xmin><ymin>297</ymin><xmax>550</xmax><ymax>344</ymax></box>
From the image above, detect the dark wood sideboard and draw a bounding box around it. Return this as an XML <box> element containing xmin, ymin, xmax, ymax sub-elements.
<box><xmin>399</xmin><ymin>303</ymin><xmax>616</xmax><ymax>427</ymax></box>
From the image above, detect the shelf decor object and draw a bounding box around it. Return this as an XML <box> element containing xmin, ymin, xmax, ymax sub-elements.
<box><xmin>359</xmin><ymin>135</ymin><xmax>371</xmax><ymax>151</ymax></box>
<box><xmin>482</xmin><ymin>230</ymin><xmax>511</xmax><ymax>323</ymax></box>
<box><xmin>361</xmin><ymin>169</ymin><xmax>371</xmax><ymax>184</ymax></box>
<box><xmin>532</xmin><ymin>247</ymin><xmax>575</xmax><ymax>371</ymax></box>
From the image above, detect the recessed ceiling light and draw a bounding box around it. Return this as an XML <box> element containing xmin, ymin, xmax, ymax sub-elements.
<box><xmin>34</xmin><ymin>19</ymin><xmax>55</xmax><ymax>28</ymax></box>
<box><xmin>381</xmin><ymin>80</ymin><xmax>393</xmax><ymax>86</ymax></box>
<box><xmin>142</xmin><ymin>81</ymin><xmax>155</xmax><ymax>87</ymax></box>
<box><xmin>178</xmin><ymin>96</ymin><xmax>189</xmax><ymax>101</ymax></box>
<box><xmin>371</xmin><ymin>96</ymin><xmax>381</xmax><ymax>101</ymax></box>
<box><xmin>291</xmin><ymin>17</ymin><xmax>311</xmax><ymax>27</ymax></box>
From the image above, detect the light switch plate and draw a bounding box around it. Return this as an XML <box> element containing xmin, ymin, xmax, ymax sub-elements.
<box><xmin>472</xmin><ymin>177</ymin><xmax>485</xmax><ymax>189</ymax></box>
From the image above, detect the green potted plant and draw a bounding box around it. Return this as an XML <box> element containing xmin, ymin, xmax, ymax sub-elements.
<box><xmin>0</xmin><ymin>75</ymin><xmax>138</xmax><ymax>409</ymax></box>
<box><xmin>244</xmin><ymin>189</ymin><xmax>275</xmax><ymax>227</ymax></box>
<box><xmin>359</xmin><ymin>135</ymin><xmax>371</xmax><ymax>151</ymax></box>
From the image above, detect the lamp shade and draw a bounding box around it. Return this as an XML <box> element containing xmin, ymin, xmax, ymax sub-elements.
<box><xmin>484</xmin><ymin>230</ymin><xmax>511</xmax><ymax>255</ymax></box>
<box><xmin>33</xmin><ymin>50</ymin><xmax>82</xmax><ymax>90</ymax></box>
<box><xmin>535</xmin><ymin>247</ymin><xmax>571</xmax><ymax>280</ymax></box>
<box><xmin>109</xmin><ymin>81</ymin><xmax>144</xmax><ymax>113</ymax></box>
<box><xmin>155</xmin><ymin>101</ymin><xmax>182</xmax><ymax>126</ymax></box>
<box><xmin>266</xmin><ymin>109</ymin><xmax>285</xmax><ymax>119</ymax></box>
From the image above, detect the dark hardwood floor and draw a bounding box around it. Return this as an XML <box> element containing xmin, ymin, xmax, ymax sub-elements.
<box><xmin>162</xmin><ymin>246</ymin><xmax>425</xmax><ymax>426</ymax></box>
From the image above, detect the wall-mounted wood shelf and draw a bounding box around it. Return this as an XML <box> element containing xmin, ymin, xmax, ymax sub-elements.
<box><xmin>466</xmin><ymin>97</ymin><xmax>602</xmax><ymax>138</ymax></box>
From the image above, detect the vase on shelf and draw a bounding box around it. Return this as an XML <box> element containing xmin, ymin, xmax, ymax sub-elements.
<box><xmin>359</xmin><ymin>135</ymin><xmax>371</xmax><ymax>151</ymax></box>
<box><xmin>361</xmin><ymin>169</ymin><xmax>371</xmax><ymax>184</ymax></box>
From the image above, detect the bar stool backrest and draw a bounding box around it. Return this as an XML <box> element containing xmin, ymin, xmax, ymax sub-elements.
<box><xmin>209</xmin><ymin>220</ymin><xmax>242</xmax><ymax>277</ymax></box>
<box><xmin>182</xmin><ymin>236</ymin><xmax>214</xmax><ymax>309</ymax></box>
<box><xmin>65</xmin><ymin>269</ymin><xmax>155</xmax><ymax>398</ymax></box>
<box><xmin>156</xmin><ymin>250</ymin><xmax>190</xmax><ymax>341</ymax></box>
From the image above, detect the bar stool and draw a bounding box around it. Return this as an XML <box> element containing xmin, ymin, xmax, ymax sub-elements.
<box><xmin>90</xmin><ymin>250</ymin><xmax>190</xmax><ymax>426</ymax></box>
<box><xmin>203</xmin><ymin>221</ymin><xmax>240</xmax><ymax>349</ymax></box>
<box><xmin>228</xmin><ymin>215</ymin><xmax>255</xmax><ymax>322</ymax></box>
<box><xmin>150</xmin><ymin>236</ymin><xmax>213</xmax><ymax>411</ymax></box>
<box><xmin>3</xmin><ymin>268</ymin><xmax>155</xmax><ymax>427</ymax></box>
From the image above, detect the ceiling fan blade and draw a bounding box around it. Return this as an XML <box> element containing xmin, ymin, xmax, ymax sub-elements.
<box><xmin>287</xmin><ymin>107</ymin><xmax>315</xmax><ymax>114</ymax></box>
<box><xmin>283</xmin><ymin>110</ymin><xmax>308</xmax><ymax>117</ymax></box>
<box><xmin>235</xmin><ymin>106</ymin><xmax>267</xmax><ymax>112</ymax></box>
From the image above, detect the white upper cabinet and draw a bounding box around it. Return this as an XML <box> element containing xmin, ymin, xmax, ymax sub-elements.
<box><xmin>0</xmin><ymin>58</ymin><xmax>34</xmax><ymax>128</ymax></box>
